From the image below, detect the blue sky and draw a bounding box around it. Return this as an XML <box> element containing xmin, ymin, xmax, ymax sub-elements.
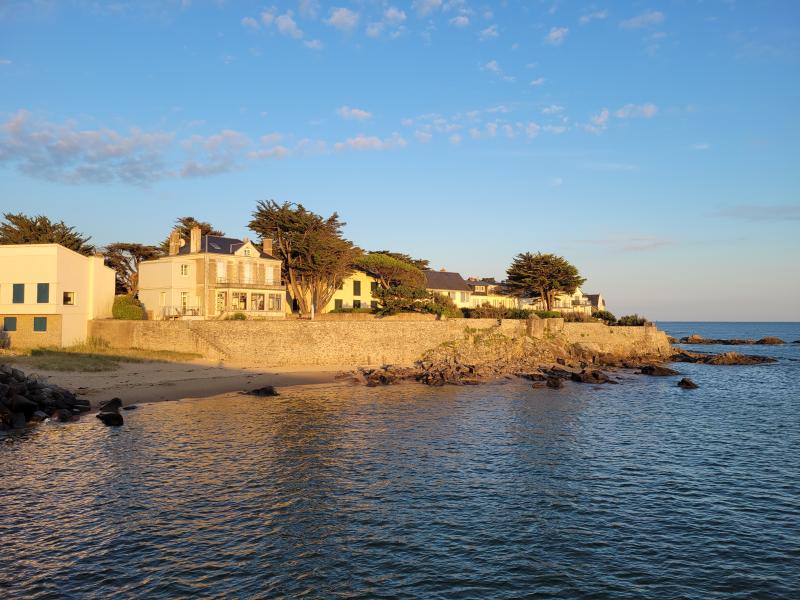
<box><xmin>1</xmin><ymin>0</ymin><xmax>799</xmax><ymax>320</ymax></box>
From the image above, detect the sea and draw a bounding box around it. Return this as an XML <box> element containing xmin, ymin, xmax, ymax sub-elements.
<box><xmin>1</xmin><ymin>322</ymin><xmax>798</xmax><ymax>599</ymax></box>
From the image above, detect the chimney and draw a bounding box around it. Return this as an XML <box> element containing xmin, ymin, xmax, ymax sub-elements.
<box><xmin>262</xmin><ymin>238</ymin><xmax>273</xmax><ymax>256</ymax></box>
<box><xmin>189</xmin><ymin>226</ymin><xmax>201</xmax><ymax>254</ymax></box>
<box><xmin>168</xmin><ymin>228</ymin><xmax>182</xmax><ymax>256</ymax></box>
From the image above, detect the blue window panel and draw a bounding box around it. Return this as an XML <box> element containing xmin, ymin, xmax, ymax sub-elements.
<box><xmin>37</xmin><ymin>283</ymin><xmax>50</xmax><ymax>303</ymax></box>
<box><xmin>12</xmin><ymin>284</ymin><xmax>24</xmax><ymax>304</ymax></box>
<box><xmin>33</xmin><ymin>317</ymin><xmax>47</xmax><ymax>332</ymax></box>
<box><xmin>3</xmin><ymin>316</ymin><xmax>17</xmax><ymax>331</ymax></box>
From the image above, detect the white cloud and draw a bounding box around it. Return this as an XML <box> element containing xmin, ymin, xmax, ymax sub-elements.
<box><xmin>620</xmin><ymin>11</ymin><xmax>664</xmax><ymax>29</ymax></box>
<box><xmin>414</xmin><ymin>130</ymin><xmax>432</xmax><ymax>143</ymax></box>
<box><xmin>525</xmin><ymin>122</ymin><xmax>541</xmax><ymax>139</ymax></box>
<box><xmin>530</xmin><ymin>77</ymin><xmax>545</xmax><ymax>86</ymax></box>
<box><xmin>579</xmin><ymin>10</ymin><xmax>607</xmax><ymax>25</ymax></box>
<box><xmin>384</xmin><ymin>7</ymin><xmax>407</xmax><ymax>24</ymax></box>
<box><xmin>241</xmin><ymin>16</ymin><xmax>259</xmax><ymax>30</ymax></box>
<box><xmin>326</xmin><ymin>7</ymin><xmax>359</xmax><ymax>32</ymax></box>
<box><xmin>249</xmin><ymin>146</ymin><xmax>290</xmax><ymax>159</ymax></box>
<box><xmin>542</xmin><ymin>104</ymin><xmax>564</xmax><ymax>114</ymax></box>
<box><xmin>260</xmin><ymin>10</ymin><xmax>275</xmax><ymax>26</ymax></box>
<box><xmin>543</xmin><ymin>125</ymin><xmax>567</xmax><ymax>134</ymax></box>
<box><xmin>334</xmin><ymin>133</ymin><xmax>406</xmax><ymax>152</ymax></box>
<box><xmin>502</xmin><ymin>124</ymin><xmax>516</xmax><ymax>138</ymax></box>
<box><xmin>412</xmin><ymin>0</ymin><xmax>442</xmax><ymax>17</ymax></box>
<box><xmin>615</xmin><ymin>103</ymin><xmax>658</xmax><ymax>118</ymax></box>
<box><xmin>544</xmin><ymin>26</ymin><xmax>568</xmax><ymax>45</ymax></box>
<box><xmin>366</xmin><ymin>22</ymin><xmax>384</xmax><ymax>37</ymax></box>
<box><xmin>304</xmin><ymin>39</ymin><xmax>323</xmax><ymax>50</ymax></box>
<box><xmin>480</xmin><ymin>60</ymin><xmax>514</xmax><ymax>81</ymax></box>
<box><xmin>259</xmin><ymin>133</ymin><xmax>283</xmax><ymax>145</ymax></box>
<box><xmin>276</xmin><ymin>12</ymin><xmax>303</xmax><ymax>38</ymax></box>
<box><xmin>298</xmin><ymin>0</ymin><xmax>320</xmax><ymax>19</ymax></box>
<box><xmin>585</xmin><ymin>108</ymin><xmax>610</xmax><ymax>133</ymax></box>
<box><xmin>449</xmin><ymin>15</ymin><xmax>469</xmax><ymax>27</ymax></box>
<box><xmin>692</xmin><ymin>142</ymin><xmax>710</xmax><ymax>151</ymax></box>
<box><xmin>337</xmin><ymin>106</ymin><xmax>373</xmax><ymax>121</ymax></box>
<box><xmin>449</xmin><ymin>134</ymin><xmax>462</xmax><ymax>145</ymax></box>
<box><xmin>479</xmin><ymin>24</ymin><xmax>498</xmax><ymax>40</ymax></box>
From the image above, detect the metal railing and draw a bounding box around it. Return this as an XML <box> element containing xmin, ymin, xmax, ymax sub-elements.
<box><xmin>214</xmin><ymin>277</ymin><xmax>283</xmax><ymax>289</ymax></box>
<box><xmin>161</xmin><ymin>305</ymin><xmax>202</xmax><ymax>319</ymax></box>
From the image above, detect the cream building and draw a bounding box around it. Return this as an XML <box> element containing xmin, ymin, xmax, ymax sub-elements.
<box><xmin>0</xmin><ymin>244</ymin><xmax>115</xmax><ymax>347</ymax></box>
<box><xmin>138</xmin><ymin>227</ymin><xmax>286</xmax><ymax>320</ymax></box>
<box><xmin>322</xmin><ymin>270</ymin><xmax>382</xmax><ymax>312</ymax></box>
<box><xmin>465</xmin><ymin>278</ymin><xmax>520</xmax><ymax>310</ymax></box>
<box><xmin>424</xmin><ymin>270</ymin><xmax>473</xmax><ymax>308</ymax></box>
<box><xmin>522</xmin><ymin>287</ymin><xmax>594</xmax><ymax>315</ymax></box>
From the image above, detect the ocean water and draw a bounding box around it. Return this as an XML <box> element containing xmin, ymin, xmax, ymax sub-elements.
<box><xmin>1</xmin><ymin>323</ymin><xmax>799</xmax><ymax>599</ymax></box>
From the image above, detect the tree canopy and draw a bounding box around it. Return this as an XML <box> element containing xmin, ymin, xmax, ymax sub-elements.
<box><xmin>249</xmin><ymin>200</ymin><xmax>361</xmax><ymax>315</ymax></box>
<box><xmin>0</xmin><ymin>212</ymin><xmax>94</xmax><ymax>255</ymax></box>
<box><xmin>160</xmin><ymin>216</ymin><xmax>224</xmax><ymax>252</ymax></box>
<box><xmin>104</xmin><ymin>242</ymin><xmax>163</xmax><ymax>294</ymax></box>
<box><xmin>368</xmin><ymin>250</ymin><xmax>429</xmax><ymax>271</ymax></box>
<box><xmin>504</xmin><ymin>252</ymin><xmax>586</xmax><ymax>311</ymax></box>
<box><xmin>356</xmin><ymin>252</ymin><xmax>425</xmax><ymax>289</ymax></box>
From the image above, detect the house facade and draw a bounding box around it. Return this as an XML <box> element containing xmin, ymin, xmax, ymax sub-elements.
<box><xmin>322</xmin><ymin>270</ymin><xmax>382</xmax><ymax>312</ymax></box>
<box><xmin>585</xmin><ymin>293</ymin><xmax>607</xmax><ymax>313</ymax></box>
<box><xmin>0</xmin><ymin>244</ymin><xmax>115</xmax><ymax>347</ymax></box>
<box><xmin>521</xmin><ymin>287</ymin><xmax>594</xmax><ymax>315</ymax></box>
<box><xmin>138</xmin><ymin>227</ymin><xmax>286</xmax><ymax>320</ymax></box>
<box><xmin>465</xmin><ymin>277</ymin><xmax>520</xmax><ymax>310</ymax></box>
<box><xmin>424</xmin><ymin>270</ymin><xmax>473</xmax><ymax>308</ymax></box>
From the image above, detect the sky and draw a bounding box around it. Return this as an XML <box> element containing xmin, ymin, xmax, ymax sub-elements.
<box><xmin>1</xmin><ymin>0</ymin><xmax>799</xmax><ymax>321</ymax></box>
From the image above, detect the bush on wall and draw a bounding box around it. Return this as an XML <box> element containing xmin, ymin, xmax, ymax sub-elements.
<box><xmin>112</xmin><ymin>295</ymin><xmax>145</xmax><ymax>320</ymax></box>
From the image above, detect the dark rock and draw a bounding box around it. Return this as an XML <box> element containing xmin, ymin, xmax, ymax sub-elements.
<box><xmin>122</xmin><ymin>405</ymin><xmax>138</xmax><ymax>411</ymax></box>
<box><xmin>10</xmin><ymin>395</ymin><xmax>38</xmax><ymax>419</ymax></box>
<box><xmin>706</xmin><ymin>352</ymin><xmax>776</xmax><ymax>365</ymax></box>
<box><xmin>545</xmin><ymin>376</ymin><xmax>564</xmax><ymax>389</ymax></box>
<box><xmin>517</xmin><ymin>372</ymin><xmax>546</xmax><ymax>381</ymax></box>
<box><xmin>247</xmin><ymin>386</ymin><xmax>279</xmax><ymax>397</ymax></box>
<box><xmin>679</xmin><ymin>334</ymin><xmax>755</xmax><ymax>345</ymax></box>
<box><xmin>52</xmin><ymin>409</ymin><xmax>73</xmax><ymax>422</ymax></box>
<box><xmin>678</xmin><ymin>378</ymin><xmax>699</xmax><ymax>389</ymax></box>
<box><xmin>755</xmin><ymin>337</ymin><xmax>785</xmax><ymax>345</ymax></box>
<box><xmin>571</xmin><ymin>369</ymin><xmax>612</xmax><ymax>384</ymax></box>
<box><xmin>99</xmin><ymin>398</ymin><xmax>123</xmax><ymax>412</ymax></box>
<box><xmin>96</xmin><ymin>411</ymin><xmax>124</xmax><ymax>426</ymax></box>
<box><xmin>31</xmin><ymin>410</ymin><xmax>48</xmax><ymax>422</ymax></box>
<box><xmin>11</xmin><ymin>368</ymin><xmax>25</xmax><ymax>382</ymax></box>
<box><xmin>11</xmin><ymin>412</ymin><xmax>26</xmax><ymax>429</ymax></box>
<box><xmin>640</xmin><ymin>365</ymin><xmax>680</xmax><ymax>376</ymax></box>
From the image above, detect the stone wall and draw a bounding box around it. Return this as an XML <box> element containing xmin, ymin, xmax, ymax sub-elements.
<box><xmin>88</xmin><ymin>318</ymin><xmax>671</xmax><ymax>368</ymax></box>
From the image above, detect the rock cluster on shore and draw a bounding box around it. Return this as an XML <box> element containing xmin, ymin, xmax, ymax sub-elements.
<box><xmin>671</xmin><ymin>350</ymin><xmax>777</xmax><ymax>365</ymax></box>
<box><xmin>0</xmin><ymin>364</ymin><xmax>90</xmax><ymax>431</ymax></box>
<box><xmin>677</xmin><ymin>334</ymin><xmax>785</xmax><ymax>345</ymax></box>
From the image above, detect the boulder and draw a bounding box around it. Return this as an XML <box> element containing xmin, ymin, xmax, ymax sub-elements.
<box><xmin>11</xmin><ymin>411</ymin><xmax>26</xmax><ymax>429</ymax></box>
<box><xmin>122</xmin><ymin>405</ymin><xmax>138</xmax><ymax>411</ymax></box>
<box><xmin>96</xmin><ymin>411</ymin><xmax>124</xmax><ymax>426</ymax></box>
<box><xmin>755</xmin><ymin>337</ymin><xmax>785</xmax><ymax>345</ymax></box>
<box><xmin>678</xmin><ymin>378</ymin><xmax>698</xmax><ymax>389</ymax></box>
<box><xmin>545</xmin><ymin>376</ymin><xmax>564</xmax><ymax>389</ymax></box>
<box><xmin>247</xmin><ymin>386</ymin><xmax>279</xmax><ymax>397</ymax></box>
<box><xmin>30</xmin><ymin>410</ymin><xmax>48</xmax><ymax>422</ymax></box>
<box><xmin>640</xmin><ymin>365</ymin><xmax>680</xmax><ymax>376</ymax></box>
<box><xmin>706</xmin><ymin>352</ymin><xmax>776</xmax><ymax>365</ymax></box>
<box><xmin>10</xmin><ymin>395</ymin><xmax>38</xmax><ymax>419</ymax></box>
<box><xmin>98</xmin><ymin>398</ymin><xmax>123</xmax><ymax>412</ymax></box>
<box><xmin>570</xmin><ymin>369</ymin><xmax>612</xmax><ymax>384</ymax></box>
<box><xmin>52</xmin><ymin>409</ymin><xmax>74</xmax><ymax>422</ymax></box>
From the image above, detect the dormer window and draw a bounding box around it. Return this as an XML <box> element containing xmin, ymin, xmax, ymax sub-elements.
<box><xmin>243</xmin><ymin>248</ymin><xmax>251</xmax><ymax>256</ymax></box>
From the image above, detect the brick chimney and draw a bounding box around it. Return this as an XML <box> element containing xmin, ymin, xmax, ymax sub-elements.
<box><xmin>189</xmin><ymin>226</ymin><xmax>201</xmax><ymax>254</ymax></box>
<box><xmin>262</xmin><ymin>238</ymin><xmax>274</xmax><ymax>256</ymax></box>
<box><xmin>168</xmin><ymin>228</ymin><xmax>182</xmax><ymax>256</ymax></box>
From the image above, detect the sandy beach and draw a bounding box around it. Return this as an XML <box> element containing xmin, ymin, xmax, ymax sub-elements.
<box><xmin>17</xmin><ymin>359</ymin><xmax>345</xmax><ymax>408</ymax></box>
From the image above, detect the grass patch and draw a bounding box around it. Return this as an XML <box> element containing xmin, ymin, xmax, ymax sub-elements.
<box><xmin>2</xmin><ymin>340</ymin><xmax>202</xmax><ymax>372</ymax></box>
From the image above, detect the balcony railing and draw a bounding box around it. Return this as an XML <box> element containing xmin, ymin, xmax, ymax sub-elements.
<box><xmin>161</xmin><ymin>305</ymin><xmax>202</xmax><ymax>319</ymax></box>
<box><xmin>214</xmin><ymin>277</ymin><xmax>284</xmax><ymax>290</ymax></box>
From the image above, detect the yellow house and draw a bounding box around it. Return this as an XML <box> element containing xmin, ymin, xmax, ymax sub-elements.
<box><xmin>322</xmin><ymin>270</ymin><xmax>382</xmax><ymax>312</ymax></box>
<box><xmin>424</xmin><ymin>270</ymin><xmax>473</xmax><ymax>308</ymax></box>
<box><xmin>0</xmin><ymin>243</ymin><xmax>115</xmax><ymax>347</ymax></box>
<box><xmin>465</xmin><ymin>277</ymin><xmax>520</xmax><ymax>310</ymax></box>
<box><xmin>138</xmin><ymin>227</ymin><xmax>286</xmax><ymax>320</ymax></box>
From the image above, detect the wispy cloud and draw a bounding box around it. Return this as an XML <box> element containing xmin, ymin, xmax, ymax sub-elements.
<box><xmin>334</xmin><ymin>133</ymin><xmax>407</xmax><ymax>152</ymax></box>
<box><xmin>530</xmin><ymin>77</ymin><xmax>546</xmax><ymax>86</ymax></box>
<box><xmin>584</xmin><ymin>108</ymin><xmax>609</xmax><ymax>133</ymax></box>
<box><xmin>691</xmin><ymin>142</ymin><xmax>710</xmax><ymax>151</ymax></box>
<box><xmin>479</xmin><ymin>24</ymin><xmax>499</xmax><ymax>40</ymax></box>
<box><xmin>709</xmin><ymin>204</ymin><xmax>800</xmax><ymax>221</ymax></box>
<box><xmin>620</xmin><ymin>11</ymin><xmax>664</xmax><ymax>29</ymax></box>
<box><xmin>544</xmin><ymin>27</ymin><xmax>568</xmax><ymax>45</ymax></box>
<box><xmin>579</xmin><ymin>10</ymin><xmax>608</xmax><ymax>25</ymax></box>
<box><xmin>337</xmin><ymin>106</ymin><xmax>373</xmax><ymax>121</ymax></box>
<box><xmin>580</xmin><ymin>235</ymin><xmax>673</xmax><ymax>252</ymax></box>
<box><xmin>615</xmin><ymin>103</ymin><xmax>658</xmax><ymax>118</ymax></box>
<box><xmin>449</xmin><ymin>15</ymin><xmax>469</xmax><ymax>28</ymax></box>
<box><xmin>412</xmin><ymin>0</ymin><xmax>442</xmax><ymax>17</ymax></box>
<box><xmin>326</xmin><ymin>7</ymin><xmax>359</xmax><ymax>32</ymax></box>
<box><xmin>241</xmin><ymin>16</ymin><xmax>259</xmax><ymax>31</ymax></box>
<box><xmin>480</xmin><ymin>59</ymin><xmax>514</xmax><ymax>81</ymax></box>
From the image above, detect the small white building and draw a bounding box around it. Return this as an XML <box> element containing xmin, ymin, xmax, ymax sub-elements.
<box><xmin>0</xmin><ymin>244</ymin><xmax>115</xmax><ymax>347</ymax></box>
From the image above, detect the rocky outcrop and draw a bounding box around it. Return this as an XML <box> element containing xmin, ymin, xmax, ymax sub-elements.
<box><xmin>678</xmin><ymin>378</ymin><xmax>699</xmax><ymax>389</ymax></box>
<box><xmin>96</xmin><ymin>398</ymin><xmax>124</xmax><ymax>426</ymax></box>
<box><xmin>679</xmin><ymin>334</ymin><xmax>755</xmax><ymax>345</ymax></box>
<box><xmin>246</xmin><ymin>386</ymin><xmax>280</xmax><ymax>397</ymax></box>
<box><xmin>640</xmin><ymin>365</ymin><xmax>680</xmax><ymax>376</ymax></box>
<box><xmin>671</xmin><ymin>350</ymin><xmax>777</xmax><ymax>365</ymax></box>
<box><xmin>755</xmin><ymin>337</ymin><xmax>785</xmax><ymax>345</ymax></box>
<box><xmin>0</xmin><ymin>364</ymin><xmax>90</xmax><ymax>431</ymax></box>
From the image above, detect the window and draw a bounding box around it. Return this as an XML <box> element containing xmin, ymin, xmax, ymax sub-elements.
<box><xmin>353</xmin><ymin>300</ymin><xmax>362</xmax><ymax>309</ymax></box>
<box><xmin>12</xmin><ymin>283</ymin><xmax>24</xmax><ymax>304</ymax></box>
<box><xmin>63</xmin><ymin>291</ymin><xmax>75</xmax><ymax>305</ymax></box>
<box><xmin>252</xmin><ymin>293</ymin><xmax>265</xmax><ymax>311</ymax></box>
<box><xmin>243</xmin><ymin>248</ymin><xmax>251</xmax><ymax>256</ymax></box>
<box><xmin>216</xmin><ymin>292</ymin><xmax>227</xmax><ymax>313</ymax></box>
<box><xmin>334</xmin><ymin>299</ymin><xmax>343</xmax><ymax>310</ymax></box>
<box><xmin>180</xmin><ymin>264</ymin><xmax>189</xmax><ymax>277</ymax></box>
<box><xmin>231</xmin><ymin>292</ymin><xmax>247</xmax><ymax>311</ymax></box>
<box><xmin>268</xmin><ymin>294</ymin><xmax>282</xmax><ymax>312</ymax></box>
<box><xmin>461</xmin><ymin>292</ymin><xmax>469</xmax><ymax>303</ymax></box>
<box><xmin>353</xmin><ymin>280</ymin><xmax>361</xmax><ymax>296</ymax></box>
<box><xmin>3</xmin><ymin>317</ymin><xmax>16</xmax><ymax>332</ymax></box>
<box><xmin>370</xmin><ymin>281</ymin><xmax>379</xmax><ymax>295</ymax></box>
<box><xmin>371</xmin><ymin>300</ymin><xmax>378</xmax><ymax>309</ymax></box>
<box><xmin>180</xmin><ymin>292</ymin><xmax>189</xmax><ymax>309</ymax></box>
<box><xmin>37</xmin><ymin>283</ymin><xmax>50</xmax><ymax>303</ymax></box>
<box><xmin>448</xmin><ymin>291</ymin><xmax>456</xmax><ymax>300</ymax></box>
<box><xmin>33</xmin><ymin>317</ymin><xmax>47</xmax><ymax>332</ymax></box>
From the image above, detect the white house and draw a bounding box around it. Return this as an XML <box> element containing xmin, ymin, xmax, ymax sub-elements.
<box><xmin>0</xmin><ymin>244</ymin><xmax>115</xmax><ymax>347</ymax></box>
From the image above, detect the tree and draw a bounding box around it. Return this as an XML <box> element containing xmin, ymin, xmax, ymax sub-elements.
<box><xmin>160</xmin><ymin>216</ymin><xmax>225</xmax><ymax>252</ymax></box>
<box><xmin>368</xmin><ymin>250</ymin><xmax>429</xmax><ymax>270</ymax></box>
<box><xmin>355</xmin><ymin>252</ymin><xmax>425</xmax><ymax>290</ymax></box>
<box><xmin>0</xmin><ymin>212</ymin><xmax>94</xmax><ymax>255</ymax></box>
<box><xmin>104</xmin><ymin>242</ymin><xmax>163</xmax><ymax>294</ymax></box>
<box><xmin>249</xmin><ymin>200</ymin><xmax>361</xmax><ymax>315</ymax></box>
<box><xmin>503</xmin><ymin>252</ymin><xmax>586</xmax><ymax>311</ymax></box>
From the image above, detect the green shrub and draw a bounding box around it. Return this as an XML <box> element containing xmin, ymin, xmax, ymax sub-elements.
<box><xmin>616</xmin><ymin>314</ymin><xmax>648</xmax><ymax>326</ymax></box>
<box><xmin>112</xmin><ymin>294</ymin><xmax>145</xmax><ymax>320</ymax></box>
<box><xmin>464</xmin><ymin>303</ymin><xmax>509</xmax><ymax>319</ymax></box>
<box><xmin>592</xmin><ymin>310</ymin><xmax>617</xmax><ymax>324</ymax></box>
<box><xmin>423</xmin><ymin>293</ymin><xmax>463</xmax><ymax>319</ymax></box>
<box><xmin>226</xmin><ymin>312</ymin><xmax>247</xmax><ymax>321</ymax></box>
<box><xmin>534</xmin><ymin>310</ymin><xmax>562</xmax><ymax>319</ymax></box>
<box><xmin>330</xmin><ymin>307</ymin><xmax>374</xmax><ymax>314</ymax></box>
<box><xmin>506</xmin><ymin>308</ymin><xmax>533</xmax><ymax>320</ymax></box>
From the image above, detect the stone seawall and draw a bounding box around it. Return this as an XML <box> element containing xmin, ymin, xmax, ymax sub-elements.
<box><xmin>88</xmin><ymin>318</ymin><xmax>671</xmax><ymax>368</ymax></box>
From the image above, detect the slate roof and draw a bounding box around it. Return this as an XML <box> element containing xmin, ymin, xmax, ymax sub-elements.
<box><xmin>424</xmin><ymin>270</ymin><xmax>471</xmax><ymax>292</ymax></box>
<box><xmin>585</xmin><ymin>294</ymin><xmax>602</xmax><ymax>306</ymax></box>
<box><xmin>178</xmin><ymin>235</ymin><xmax>277</xmax><ymax>259</ymax></box>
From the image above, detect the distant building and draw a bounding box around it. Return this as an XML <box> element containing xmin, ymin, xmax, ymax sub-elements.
<box><xmin>0</xmin><ymin>244</ymin><xmax>115</xmax><ymax>346</ymax></box>
<box><xmin>465</xmin><ymin>277</ymin><xmax>520</xmax><ymax>310</ymax></box>
<box><xmin>138</xmin><ymin>227</ymin><xmax>286</xmax><ymax>320</ymax></box>
<box><xmin>521</xmin><ymin>287</ymin><xmax>594</xmax><ymax>315</ymax></box>
<box><xmin>584</xmin><ymin>293</ymin><xmax>606</xmax><ymax>313</ymax></box>
<box><xmin>424</xmin><ymin>270</ymin><xmax>473</xmax><ymax>308</ymax></box>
